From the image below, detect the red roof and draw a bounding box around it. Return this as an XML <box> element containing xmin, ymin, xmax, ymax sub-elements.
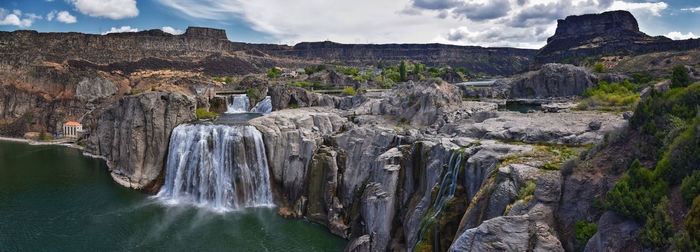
<box><xmin>65</xmin><ymin>121</ymin><xmax>81</xmax><ymax>126</ymax></box>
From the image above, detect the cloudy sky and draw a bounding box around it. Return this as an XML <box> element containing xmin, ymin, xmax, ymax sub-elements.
<box><xmin>1</xmin><ymin>0</ymin><xmax>698</xmax><ymax>49</ymax></box>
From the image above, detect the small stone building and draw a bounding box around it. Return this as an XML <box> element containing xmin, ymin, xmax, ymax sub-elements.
<box><xmin>63</xmin><ymin>121</ymin><xmax>82</xmax><ymax>138</ymax></box>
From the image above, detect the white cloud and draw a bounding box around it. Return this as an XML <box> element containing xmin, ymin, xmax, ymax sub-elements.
<box><xmin>56</xmin><ymin>11</ymin><xmax>77</xmax><ymax>23</ymax></box>
<box><xmin>0</xmin><ymin>8</ymin><xmax>41</xmax><ymax>28</ymax></box>
<box><xmin>664</xmin><ymin>31</ymin><xmax>697</xmax><ymax>40</ymax></box>
<box><xmin>162</xmin><ymin>26</ymin><xmax>183</xmax><ymax>35</ymax></box>
<box><xmin>606</xmin><ymin>1</ymin><xmax>668</xmax><ymax>17</ymax></box>
<box><xmin>102</xmin><ymin>26</ymin><xmax>138</xmax><ymax>34</ymax></box>
<box><xmin>680</xmin><ymin>7</ymin><xmax>700</xmax><ymax>13</ymax></box>
<box><xmin>155</xmin><ymin>0</ymin><xmax>671</xmax><ymax>49</ymax></box>
<box><xmin>47</xmin><ymin>10</ymin><xmax>56</xmax><ymax>21</ymax></box>
<box><xmin>68</xmin><ymin>0</ymin><xmax>138</xmax><ymax>19</ymax></box>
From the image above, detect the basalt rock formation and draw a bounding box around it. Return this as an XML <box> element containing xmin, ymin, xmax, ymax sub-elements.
<box><xmin>82</xmin><ymin>92</ymin><xmax>196</xmax><ymax>192</ymax></box>
<box><xmin>272</xmin><ymin>41</ymin><xmax>536</xmax><ymax>76</ymax></box>
<box><xmin>535</xmin><ymin>10</ymin><xmax>700</xmax><ymax>64</ymax></box>
<box><xmin>461</xmin><ymin>63</ymin><xmax>598</xmax><ymax>99</ymax></box>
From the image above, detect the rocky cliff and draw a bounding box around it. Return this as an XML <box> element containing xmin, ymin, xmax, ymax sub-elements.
<box><xmin>461</xmin><ymin>63</ymin><xmax>597</xmax><ymax>99</ymax></box>
<box><xmin>82</xmin><ymin>92</ymin><xmax>196</xmax><ymax>192</ymax></box>
<box><xmin>535</xmin><ymin>10</ymin><xmax>700</xmax><ymax>64</ymax></box>
<box><xmin>270</xmin><ymin>41</ymin><xmax>535</xmax><ymax>75</ymax></box>
<box><xmin>246</xmin><ymin>78</ymin><xmax>626</xmax><ymax>251</ymax></box>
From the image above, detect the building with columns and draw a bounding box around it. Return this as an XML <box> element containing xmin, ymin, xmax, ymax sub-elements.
<box><xmin>63</xmin><ymin>121</ymin><xmax>82</xmax><ymax>138</ymax></box>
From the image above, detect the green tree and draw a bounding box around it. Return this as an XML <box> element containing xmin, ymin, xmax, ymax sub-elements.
<box><xmin>681</xmin><ymin>171</ymin><xmax>700</xmax><ymax>205</ymax></box>
<box><xmin>640</xmin><ymin>198</ymin><xmax>674</xmax><ymax>250</ymax></box>
<box><xmin>594</xmin><ymin>62</ymin><xmax>605</xmax><ymax>73</ymax></box>
<box><xmin>399</xmin><ymin>61</ymin><xmax>407</xmax><ymax>82</ymax></box>
<box><xmin>685</xmin><ymin>196</ymin><xmax>700</xmax><ymax>245</ymax></box>
<box><xmin>267</xmin><ymin>68</ymin><xmax>282</xmax><ymax>78</ymax></box>
<box><xmin>671</xmin><ymin>65</ymin><xmax>691</xmax><ymax>88</ymax></box>
<box><xmin>574</xmin><ymin>221</ymin><xmax>598</xmax><ymax>252</ymax></box>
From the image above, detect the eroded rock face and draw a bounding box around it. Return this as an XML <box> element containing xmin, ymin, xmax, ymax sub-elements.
<box><xmin>450</xmin><ymin>171</ymin><xmax>565</xmax><ymax>252</ymax></box>
<box><xmin>75</xmin><ymin>76</ymin><xmax>118</xmax><ymax>102</ymax></box>
<box><xmin>495</xmin><ymin>63</ymin><xmax>598</xmax><ymax>98</ymax></box>
<box><xmin>83</xmin><ymin>92</ymin><xmax>196</xmax><ymax>192</ymax></box>
<box><xmin>352</xmin><ymin>79</ymin><xmax>462</xmax><ymax>126</ymax></box>
<box><xmin>266</xmin><ymin>84</ymin><xmax>347</xmax><ymax>110</ymax></box>
<box><xmin>248</xmin><ymin>107</ymin><xmax>347</xmax><ymax>203</ymax></box>
<box><xmin>584</xmin><ymin>211</ymin><xmax>641</xmax><ymax>252</ymax></box>
<box><xmin>0</xmin><ymin>84</ymin><xmax>86</xmax><ymax>135</ymax></box>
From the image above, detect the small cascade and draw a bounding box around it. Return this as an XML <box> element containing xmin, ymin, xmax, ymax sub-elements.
<box><xmin>414</xmin><ymin>151</ymin><xmax>465</xmax><ymax>250</ymax></box>
<box><xmin>156</xmin><ymin>124</ymin><xmax>274</xmax><ymax>210</ymax></box>
<box><xmin>250</xmin><ymin>96</ymin><xmax>272</xmax><ymax>114</ymax></box>
<box><xmin>227</xmin><ymin>94</ymin><xmax>250</xmax><ymax>113</ymax></box>
<box><xmin>226</xmin><ymin>94</ymin><xmax>272</xmax><ymax>114</ymax></box>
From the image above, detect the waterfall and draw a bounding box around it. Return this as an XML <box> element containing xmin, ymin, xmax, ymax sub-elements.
<box><xmin>226</xmin><ymin>94</ymin><xmax>272</xmax><ymax>115</ymax></box>
<box><xmin>227</xmin><ymin>94</ymin><xmax>250</xmax><ymax>113</ymax></box>
<box><xmin>156</xmin><ymin>124</ymin><xmax>274</xmax><ymax>211</ymax></box>
<box><xmin>414</xmin><ymin>151</ymin><xmax>464</xmax><ymax>249</ymax></box>
<box><xmin>250</xmin><ymin>96</ymin><xmax>272</xmax><ymax>114</ymax></box>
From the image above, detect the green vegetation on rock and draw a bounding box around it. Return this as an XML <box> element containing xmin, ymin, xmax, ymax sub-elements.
<box><xmin>267</xmin><ymin>68</ymin><xmax>282</xmax><ymax>78</ymax></box>
<box><xmin>639</xmin><ymin>197</ymin><xmax>674</xmax><ymax>250</ymax></box>
<box><xmin>671</xmin><ymin>65</ymin><xmax>691</xmax><ymax>89</ymax></box>
<box><xmin>603</xmin><ymin>82</ymin><xmax>700</xmax><ymax>250</ymax></box>
<box><xmin>578</xmin><ymin>80</ymin><xmax>640</xmax><ymax>110</ymax></box>
<box><xmin>342</xmin><ymin>86</ymin><xmax>356</xmax><ymax>96</ymax></box>
<box><xmin>594</xmin><ymin>62</ymin><xmax>605</xmax><ymax>73</ymax></box>
<box><xmin>196</xmin><ymin>108</ymin><xmax>218</xmax><ymax>120</ymax></box>
<box><xmin>574</xmin><ymin>220</ymin><xmax>598</xmax><ymax>252</ymax></box>
<box><xmin>681</xmin><ymin>171</ymin><xmax>700</xmax><ymax>206</ymax></box>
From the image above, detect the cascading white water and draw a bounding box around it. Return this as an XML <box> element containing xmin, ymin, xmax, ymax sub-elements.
<box><xmin>156</xmin><ymin>124</ymin><xmax>274</xmax><ymax>211</ymax></box>
<box><xmin>226</xmin><ymin>94</ymin><xmax>272</xmax><ymax>114</ymax></box>
<box><xmin>250</xmin><ymin>96</ymin><xmax>272</xmax><ymax>114</ymax></box>
<box><xmin>227</xmin><ymin>94</ymin><xmax>250</xmax><ymax>113</ymax></box>
<box><xmin>414</xmin><ymin>151</ymin><xmax>464</xmax><ymax>249</ymax></box>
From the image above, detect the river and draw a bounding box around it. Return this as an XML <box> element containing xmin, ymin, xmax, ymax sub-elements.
<box><xmin>0</xmin><ymin>140</ymin><xmax>346</xmax><ymax>251</ymax></box>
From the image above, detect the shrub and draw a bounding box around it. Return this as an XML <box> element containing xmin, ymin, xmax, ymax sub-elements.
<box><xmin>130</xmin><ymin>90</ymin><xmax>143</xmax><ymax>95</ymax></box>
<box><xmin>639</xmin><ymin>198</ymin><xmax>674</xmax><ymax>250</ymax></box>
<box><xmin>685</xmin><ymin>196</ymin><xmax>700</xmax><ymax>245</ymax></box>
<box><xmin>267</xmin><ymin>68</ymin><xmax>282</xmax><ymax>78</ymax></box>
<box><xmin>681</xmin><ymin>171</ymin><xmax>700</xmax><ymax>206</ymax></box>
<box><xmin>606</xmin><ymin>160</ymin><xmax>668</xmax><ymax>221</ymax></box>
<box><xmin>517</xmin><ymin>180</ymin><xmax>536</xmax><ymax>201</ymax></box>
<box><xmin>654</xmin><ymin>119</ymin><xmax>699</xmax><ymax>184</ymax></box>
<box><xmin>671</xmin><ymin>65</ymin><xmax>690</xmax><ymax>88</ymax></box>
<box><xmin>579</xmin><ymin>81</ymin><xmax>639</xmax><ymax>110</ymax></box>
<box><xmin>399</xmin><ymin>61</ymin><xmax>407</xmax><ymax>82</ymax></box>
<box><xmin>342</xmin><ymin>86</ymin><xmax>357</xmax><ymax>96</ymax></box>
<box><xmin>195</xmin><ymin>108</ymin><xmax>218</xmax><ymax>119</ymax></box>
<box><xmin>630</xmin><ymin>73</ymin><xmax>654</xmax><ymax>84</ymax></box>
<box><xmin>574</xmin><ymin>221</ymin><xmax>598</xmax><ymax>252</ymax></box>
<box><xmin>594</xmin><ymin>62</ymin><xmax>605</xmax><ymax>73</ymax></box>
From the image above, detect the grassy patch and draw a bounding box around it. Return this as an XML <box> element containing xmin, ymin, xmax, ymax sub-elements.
<box><xmin>577</xmin><ymin>80</ymin><xmax>641</xmax><ymax>111</ymax></box>
<box><xmin>195</xmin><ymin>108</ymin><xmax>218</xmax><ymax>120</ymax></box>
<box><xmin>499</xmin><ymin>144</ymin><xmax>582</xmax><ymax>170</ymax></box>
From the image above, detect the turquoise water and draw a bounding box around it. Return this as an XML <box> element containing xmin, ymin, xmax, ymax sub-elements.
<box><xmin>0</xmin><ymin>141</ymin><xmax>346</xmax><ymax>251</ymax></box>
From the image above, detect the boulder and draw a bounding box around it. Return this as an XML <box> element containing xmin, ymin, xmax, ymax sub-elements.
<box><xmin>584</xmin><ymin>211</ymin><xmax>641</xmax><ymax>252</ymax></box>
<box><xmin>495</xmin><ymin>63</ymin><xmax>598</xmax><ymax>98</ymax></box>
<box><xmin>588</xmin><ymin>120</ymin><xmax>602</xmax><ymax>131</ymax></box>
